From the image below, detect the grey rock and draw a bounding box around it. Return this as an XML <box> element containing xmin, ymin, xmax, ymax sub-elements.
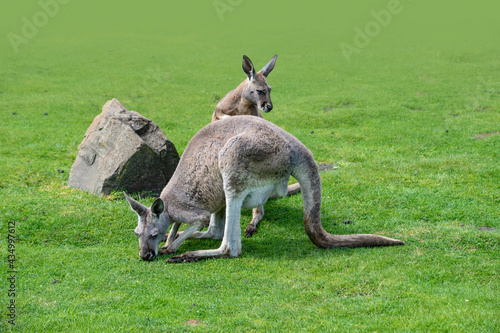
<box><xmin>69</xmin><ymin>98</ymin><xmax>179</xmax><ymax>195</ymax></box>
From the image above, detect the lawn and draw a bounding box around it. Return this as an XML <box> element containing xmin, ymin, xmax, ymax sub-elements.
<box><xmin>1</xmin><ymin>0</ymin><xmax>499</xmax><ymax>332</ymax></box>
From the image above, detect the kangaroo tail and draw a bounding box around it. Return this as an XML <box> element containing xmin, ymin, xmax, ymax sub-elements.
<box><xmin>293</xmin><ymin>155</ymin><xmax>404</xmax><ymax>248</ymax></box>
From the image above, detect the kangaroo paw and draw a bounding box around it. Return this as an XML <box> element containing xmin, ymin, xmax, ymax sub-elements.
<box><xmin>159</xmin><ymin>246</ymin><xmax>176</xmax><ymax>255</ymax></box>
<box><xmin>245</xmin><ymin>223</ymin><xmax>257</xmax><ymax>238</ymax></box>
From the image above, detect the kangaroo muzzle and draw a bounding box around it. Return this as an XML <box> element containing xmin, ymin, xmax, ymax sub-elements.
<box><xmin>260</xmin><ymin>102</ymin><xmax>273</xmax><ymax>113</ymax></box>
<box><xmin>140</xmin><ymin>250</ymin><xmax>156</xmax><ymax>261</ymax></box>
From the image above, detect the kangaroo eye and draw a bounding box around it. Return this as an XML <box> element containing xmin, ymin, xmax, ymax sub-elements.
<box><xmin>256</xmin><ymin>89</ymin><xmax>265</xmax><ymax>95</ymax></box>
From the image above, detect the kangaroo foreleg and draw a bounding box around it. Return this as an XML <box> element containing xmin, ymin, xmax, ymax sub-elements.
<box><xmin>164</xmin><ymin>222</ymin><xmax>181</xmax><ymax>246</ymax></box>
<box><xmin>167</xmin><ymin>197</ymin><xmax>243</xmax><ymax>263</ymax></box>
<box><xmin>159</xmin><ymin>221</ymin><xmax>205</xmax><ymax>255</ymax></box>
<box><xmin>178</xmin><ymin>210</ymin><xmax>226</xmax><ymax>240</ymax></box>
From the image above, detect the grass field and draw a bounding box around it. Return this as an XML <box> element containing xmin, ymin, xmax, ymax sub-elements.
<box><xmin>1</xmin><ymin>0</ymin><xmax>499</xmax><ymax>332</ymax></box>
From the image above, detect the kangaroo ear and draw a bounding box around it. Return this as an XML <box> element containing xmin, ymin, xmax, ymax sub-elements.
<box><xmin>242</xmin><ymin>55</ymin><xmax>256</xmax><ymax>81</ymax></box>
<box><xmin>150</xmin><ymin>227</ymin><xmax>159</xmax><ymax>237</ymax></box>
<box><xmin>124</xmin><ymin>192</ymin><xmax>148</xmax><ymax>217</ymax></box>
<box><xmin>259</xmin><ymin>54</ymin><xmax>277</xmax><ymax>77</ymax></box>
<box><xmin>151</xmin><ymin>198</ymin><xmax>165</xmax><ymax>217</ymax></box>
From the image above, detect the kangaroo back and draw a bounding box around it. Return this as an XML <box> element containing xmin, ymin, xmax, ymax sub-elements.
<box><xmin>132</xmin><ymin>116</ymin><xmax>403</xmax><ymax>263</ymax></box>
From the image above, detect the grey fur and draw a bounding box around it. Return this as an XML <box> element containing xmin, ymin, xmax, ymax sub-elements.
<box><xmin>211</xmin><ymin>54</ymin><xmax>281</xmax><ymax>237</ymax></box>
<box><xmin>125</xmin><ymin>116</ymin><xmax>404</xmax><ymax>262</ymax></box>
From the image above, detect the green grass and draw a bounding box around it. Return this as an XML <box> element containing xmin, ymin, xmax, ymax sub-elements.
<box><xmin>1</xmin><ymin>0</ymin><xmax>499</xmax><ymax>332</ymax></box>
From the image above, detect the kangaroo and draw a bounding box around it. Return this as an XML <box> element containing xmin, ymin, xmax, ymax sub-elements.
<box><xmin>125</xmin><ymin>116</ymin><xmax>404</xmax><ymax>262</ymax></box>
<box><xmin>211</xmin><ymin>54</ymin><xmax>300</xmax><ymax>237</ymax></box>
<box><xmin>212</xmin><ymin>54</ymin><xmax>277</xmax><ymax>122</ymax></box>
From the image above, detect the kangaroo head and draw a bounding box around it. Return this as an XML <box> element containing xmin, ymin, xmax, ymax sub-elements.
<box><xmin>124</xmin><ymin>193</ymin><xmax>170</xmax><ymax>261</ymax></box>
<box><xmin>241</xmin><ymin>54</ymin><xmax>277</xmax><ymax>113</ymax></box>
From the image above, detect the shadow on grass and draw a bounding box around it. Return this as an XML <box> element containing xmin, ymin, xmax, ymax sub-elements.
<box><xmin>155</xmin><ymin>203</ymin><xmax>363</xmax><ymax>263</ymax></box>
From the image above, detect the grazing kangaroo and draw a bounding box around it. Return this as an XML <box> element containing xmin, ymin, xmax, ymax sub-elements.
<box><xmin>212</xmin><ymin>54</ymin><xmax>300</xmax><ymax>237</ymax></box>
<box><xmin>125</xmin><ymin>116</ymin><xmax>404</xmax><ymax>262</ymax></box>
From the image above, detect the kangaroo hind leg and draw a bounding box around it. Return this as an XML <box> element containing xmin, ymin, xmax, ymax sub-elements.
<box><xmin>245</xmin><ymin>206</ymin><xmax>264</xmax><ymax>237</ymax></box>
<box><xmin>245</xmin><ymin>178</ymin><xmax>287</xmax><ymax>237</ymax></box>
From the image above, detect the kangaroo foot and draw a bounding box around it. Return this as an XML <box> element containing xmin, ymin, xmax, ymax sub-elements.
<box><xmin>245</xmin><ymin>223</ymin><xmax>257</xmax><ymax>237</ymax></box>
<box><xmin>166</xmin><ymin>247</ymin><xmax>234</xmax><ymax>263</ymax></box>
<box><xmin>166</xmin><ymin>252</ymin><xmax>200</xmax><ymax>263</ymax></box>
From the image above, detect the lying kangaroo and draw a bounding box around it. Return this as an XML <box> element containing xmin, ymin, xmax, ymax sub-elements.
<box><xmin>212</xmin><ymin>54</ymin><xmax>300</xmax><ymax>237</ymax></box>
<box><xmin>125</xmin><ymin>116</ymin><xmax>404</xmax><ymax>262</ymax></box>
